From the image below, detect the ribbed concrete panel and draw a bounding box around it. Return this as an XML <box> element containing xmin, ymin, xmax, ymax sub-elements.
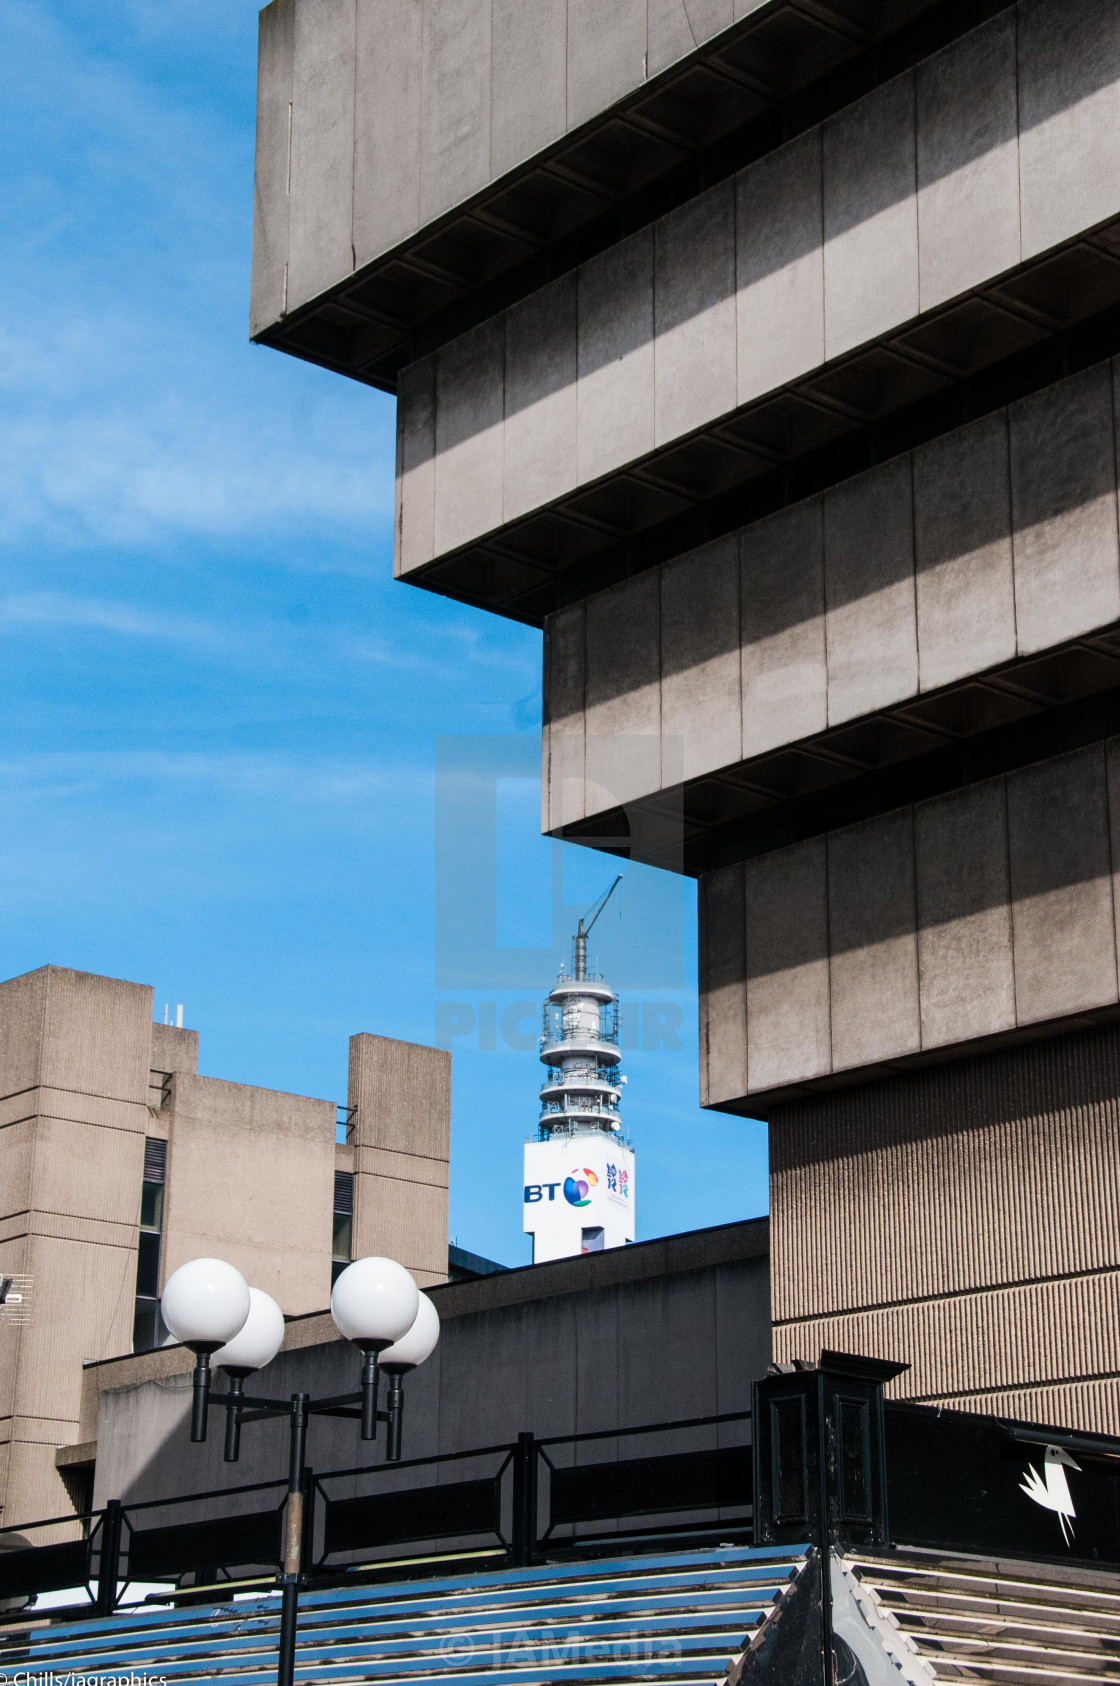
<box><xmin>541</xmin><ymin>360</ymin><xmax>1120</xmax><ymax>835</ymax></box>
<box><xmin>923</xmin><ymin>1378</ymin><xmax>1120</xmax><ymax>1434</ymax></box>
<box><xmin>770</xmin><ymin>1022</ymin><xmax>1120</xmax><ymax>1321</ymax></box>
<box><xmin>772</xmin><ymin>1269</ymin><xmax>1120</xmax><ymax>1425</ymax></box>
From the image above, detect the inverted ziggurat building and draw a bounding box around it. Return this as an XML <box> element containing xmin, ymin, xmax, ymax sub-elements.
<box><xmin>254</xmin><ymin>0</ymin><xmax>1120</xmax><ymax>1430</ymax></box>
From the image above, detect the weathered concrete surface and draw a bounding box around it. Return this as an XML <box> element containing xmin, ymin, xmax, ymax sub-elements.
<box><xmin>252</xmin><ymin>0</ymin><xmax>793</xmax><ymax>334</ymax></box>
<box><xmin>392</xmin><ymin>2</ymin><xmax>1120</xmax><ymax>575</ymax></box>
<box><xmin>699</xmin><ymin>738</ymin><xmax>1120</xmax><ymax>1111</ymax></box>
<box><xmin>542</xmin><ymin>359</ymin><xmax>1120</xmax><ymax>831</ymax></box>
<box><xmin>89</xmin><ymin>1217</ymin><xmax>770</xmax><ymax>1509</ymax></box>
<box><xmin>0</xmin><ymin>968</ymin><xmax>152</xmax><ymax>1530</ymax></box>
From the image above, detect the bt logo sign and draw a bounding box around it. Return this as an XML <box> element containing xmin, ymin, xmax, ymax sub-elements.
<box><xmin>524</xmin><ymin>1168</ymin><xmax>599</xmax><ymax>1207</ymax></box>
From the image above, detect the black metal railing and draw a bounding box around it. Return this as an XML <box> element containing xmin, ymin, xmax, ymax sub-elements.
<box><xmin>5</xmin><ymin>1371</ymin><xmax>1120</xmax><ymax>1637</ymax></box>
<box><xmin>0</xmin><ymin>1409</ymin><xmax>752</xmax><ymax>1627</ymax></box>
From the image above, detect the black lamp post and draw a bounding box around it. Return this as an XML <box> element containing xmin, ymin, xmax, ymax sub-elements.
<box><xmin>160</xmin><ymin>1256</ymin><xmax>440</xmax><ymax>1686</ymax></box>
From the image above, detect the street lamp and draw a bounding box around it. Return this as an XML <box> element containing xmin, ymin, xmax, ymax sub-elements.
<box><xmin>160</xmin><ymin>1254</ymin><xmax>438</xmax><ymax>1686</ymax></box>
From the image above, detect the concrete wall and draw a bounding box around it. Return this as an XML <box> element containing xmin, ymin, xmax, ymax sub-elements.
<box><xmin>543</xmin><ymin>359</ymin><xmax>1120</xmax><ymax>831</ymax></box>
<box><xmin>89</xmin><ymin>1218</ymin><xmax>770</xmax><ymax>1511</ymax></box>
<box><xmin>347</xmin><ymin>1033</ymin><xmax>451</xmax><ymax>1287</ymax></box>
<box><xmin>699</xmin><ymin>738</ymin><xmax>1120</xmax><ymax>1111</ymax></box>
<box><xmin>770</xmin><ymin>1024</ymin><xmax>1120</xmax><ymax>1435</ymax></box>
<box><xmin>160</xmin><ymin>1076</ymin><xmax>337</xmax><ymax>1317</ymax></box>
<box><xmin>0</xmin><ymin>968</ymin><xmax>151</xmax><ymax>1529</ymax></box>
<box><xmin>395</xmin><ymin>0</ymin><xmax>1120</xmax><ymax>576</ymax></box>
<box><xmin>252</xmin><ymin>0</ymin><xmax>791</xmax><ymax>334</ymax></box>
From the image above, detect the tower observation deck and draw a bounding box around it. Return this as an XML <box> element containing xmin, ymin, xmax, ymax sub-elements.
<box><xmin>524</xmin><ymin>880</ymin><xmax>635</xmax><ymax>1263</ymax></box>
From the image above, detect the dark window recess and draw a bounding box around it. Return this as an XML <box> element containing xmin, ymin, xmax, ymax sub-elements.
<box><xmin>135</xmin><ymin>1230</ymin><xmax>161</xmax><ymax>1299</ymax></box>
<box><xmin>332</xmin><ymin>1171</ymin><xmax>354</xmax><ymax>1285</ymax></box>
<box><xmin>134</xmin><ymin>1136</ymin><xmax>168</xmax><ymax>1353</ymax></box>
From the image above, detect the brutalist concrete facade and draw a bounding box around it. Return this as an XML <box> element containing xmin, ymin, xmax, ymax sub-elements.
<box><xmin>0</xmin><ymin>966</ymin><xmax>449</xmax><ymax>1528</ymax></box>
<box><xmin>253</xmin><ymin>0</ymin><xmax>1120</xmax><ymax>1428</ymax></box>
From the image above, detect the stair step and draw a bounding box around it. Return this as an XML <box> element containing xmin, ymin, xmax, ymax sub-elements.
<box><xmin>897</xmin><ymin>1612</ymin><xmax>1120</xmax><ymax>1653</ymax></box>
<box><xmin>0</xmin><ymin>1547</ymin><xmax>803</xmax><ymax>1686</ymax></box>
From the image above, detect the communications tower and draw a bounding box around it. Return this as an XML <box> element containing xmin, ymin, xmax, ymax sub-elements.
<box><xmin>523</xmin><ymin>878</ymin><xmax>635</xmax><ymax>1263</ymax></box>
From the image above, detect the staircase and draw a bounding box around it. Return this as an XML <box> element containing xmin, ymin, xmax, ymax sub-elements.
<box><xmin>846</xmin><ymin>1550</ymin><xmax>1120</xmax><ymax>1684</ymax></box>
<box><xmin>0</xmin><ymin>1546</ymin><xmax>806</xmax><ymax>1685</ymax></box>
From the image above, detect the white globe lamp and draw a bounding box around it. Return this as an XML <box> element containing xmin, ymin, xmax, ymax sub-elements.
<box><xmin>378</xmin><ymin>1292</ymin><xmax>440</xmax><ymax>1460</ymax></box>
<box><xmin>161</xmin><ymin>1258</ymin><xmax>250</xmax><ymax>1352</ymax></box>
<box><xmin>330</xmin><ymin>1256</ymin><xmax>419</xmax><ymax>1352</ymax></box>
<box><xmin>213</xmin><ymin>1287</ymin><xmax>285</xmax><ymax>1374</ymax></box>
<box><xmin>160</xmin><ymin>1257</ymin><xmax>251</xmax><ymax>1445</ymax></box>
<box><xmin>379</xmin><ymin>1293</ymin><xmax>440</xmax><ymax>1373</ymax></box>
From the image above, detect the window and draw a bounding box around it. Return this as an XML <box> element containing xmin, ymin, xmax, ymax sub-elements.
<box><xmin>133</xmin><ymin>1137</ymin><xmax>168</xmax><ymax>1352</ymax></box>
<box><xmin>581</xmin><ymin>1226</ymin><xmax>605</xmax><ymax>1254</ymax></box>
<box><xmin>332</xmin><ymin>1170</ymin><xmax>354</xmax><ymax>1286</ymax></box>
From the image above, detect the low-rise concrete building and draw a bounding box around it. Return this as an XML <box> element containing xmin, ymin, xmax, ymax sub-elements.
<box><xmin>0</xmin><ymin>965</ymin><xmax>450</xmax><ymax>1530</ymax></box>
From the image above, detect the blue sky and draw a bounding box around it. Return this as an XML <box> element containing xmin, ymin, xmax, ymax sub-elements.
<box><xmin>0</xmin><ymin>0</ymin><xmax>768</xmax><ymax>1265</ymax></box>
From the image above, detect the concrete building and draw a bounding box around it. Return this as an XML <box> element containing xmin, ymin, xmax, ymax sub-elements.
<box><xmin>252</xmin><ymin>0</ymin><xmax>1120</xmax><ymax>1432</ymax></box>
<box><xmin>0</xmin><ymin>964</ymin><xmax>450</xmax><ymax>1528</ymax></box>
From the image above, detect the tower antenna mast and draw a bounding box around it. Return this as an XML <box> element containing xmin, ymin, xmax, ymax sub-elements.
<box><xmin>574</xmin><ymin>874</ymin><xmax>623</xmax><ymax>981</ymax></box>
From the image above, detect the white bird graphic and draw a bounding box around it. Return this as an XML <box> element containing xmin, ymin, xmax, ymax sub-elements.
<box><xmin>1020</xmin><ymin>1445</ymin><xmax>1080</xmax><ymax>1544</ymax></box>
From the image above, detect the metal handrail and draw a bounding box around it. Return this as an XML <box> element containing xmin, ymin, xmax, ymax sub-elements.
<box><xmin>537</xmin><ymin>1408</ymin><xmax>751</xmax><ymax>1449</ymax></box>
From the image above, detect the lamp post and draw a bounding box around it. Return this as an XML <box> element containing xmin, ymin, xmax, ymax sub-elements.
<box><xmin>160</xmin><ymin>1253</ymin><xmax>440</xmax><ymax>1686</ymax></box>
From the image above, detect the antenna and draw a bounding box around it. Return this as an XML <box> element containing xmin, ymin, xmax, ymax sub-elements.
<box><xmin>574</xmin><ymin>874</ymin><xmax>623</xmax><ymax>981</ymax></box>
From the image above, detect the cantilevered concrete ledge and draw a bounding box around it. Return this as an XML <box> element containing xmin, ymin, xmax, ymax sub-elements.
<box><xmin>252</xmin><ymin>0</ymin><xmax>961</xmax><ymax>388</ymax></box>
<box><xmin>700</xmin><ymin>739</ymin><xmax>1120</xmax><ymax>1112</ymax></box>
<box><xmin>540</xmin><ymin>358</ymin><xmax>1120</xmax><ymax>866</ymax></box>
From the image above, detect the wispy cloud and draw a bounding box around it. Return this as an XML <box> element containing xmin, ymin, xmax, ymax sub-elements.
<box><xmin>0</xmin><ymin>590</ymin><xmax>229</xmax><ymax>649</ymax></box>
